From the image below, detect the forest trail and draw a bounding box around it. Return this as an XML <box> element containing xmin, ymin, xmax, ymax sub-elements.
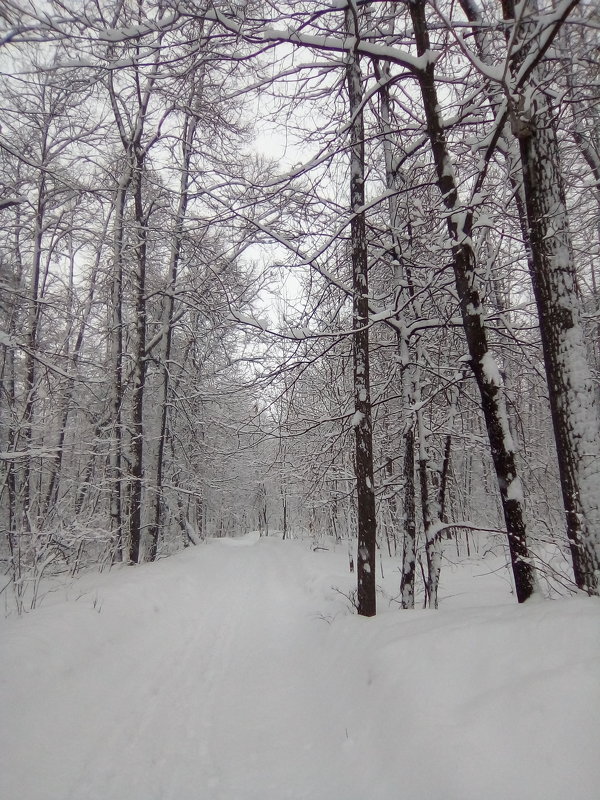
<box><xmin>0</xmin><ymin>536</ymin><xmax>374</xmax><ymax>800</ymax></box>
<box><xmin>2</xmin><ymin>535</ymin><xmax>600</xmax><ymax>800</ymax></box>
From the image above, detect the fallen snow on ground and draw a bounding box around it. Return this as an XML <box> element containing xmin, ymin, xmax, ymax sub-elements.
<box><xmin>1</xmin><ymin>534</ymin><xmax>599</xmax><ymax>800</ymax></box>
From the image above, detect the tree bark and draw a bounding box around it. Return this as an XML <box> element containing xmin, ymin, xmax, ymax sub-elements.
<box><xmin>374</xmin><ymin>57</ymin><xmax>421</xmax><ymax>607</ymax></box>
<box><xmin>400</xmin><ymin>426</ymin><xmax>417</xmax><ymax>608</ymax></box>
<box><xmin>502</xmin><ymin>0</ymin><xmax>600</xmax><ymax>593</ymax></box>
<box><xmin>21</xmin><ymin>170</ymin><xmax>46</xmax><ymax>531</ymax></box>
<box><xmin>346</xmin><ymin>7</ymin><xmax>377</xmax><ymax>617</ymax></box>
<box><xmin>409</xmin><ymin>0</ymin><xmax>536</xmax><ymax>602</ymax></box>
<box><xmin>518</xmin><ymin>113</ymin><xmax>600</xmax><ymax>592</ymax></box>
<box><xmin>128</xmin><ymin>148</ymin><xmax>148</xmax><ymax>565</ymax></box>
<box><xmin>109</xmin><ymin>168</ymin><xmax>128</xmax><ymax>563</ymax></box>
<box><xmin>148</xmin><ymin>97</ymin><xmax>199</xmax><ymax>561</ymax></box>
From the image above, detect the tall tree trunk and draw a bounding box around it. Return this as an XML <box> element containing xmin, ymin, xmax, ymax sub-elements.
<box><xmin>106</xmin><ymin>35</ymin><xmax>161</xmax><ymax>563</ymax></box>
<box><xmin>375</xmin><ymin>58</ymin><xmax>420</xmax><ymax>607</ymax></box>
<box><xmin>518</xmin><ymin>112</ymin><xmax>600</xmax><ymax>592</ymax></box>
<box><xmin>0</xmin><ymin>209</ymin><xmax>22</xmax><ymax>554</ymax></box>
<box><xmin>503</xmin><ymin>0</ymin><xmax>600</xmax><ymax>593</ymax></box>
<box><xmin>438</xmin><ymin>389</ymin><xmax>458</xmax><ymax>525</ymax></box>
<box><xmin>148</xmin><ymin>103</ymin><xmax>198</xmax><ymax>560</ymax></box>
<box><xmin>409</xmin><ymin>0</ymin><xmax>536</xmax><ymax>602</ymax></box>
<box><xmin>1</xmin><ymin>336</ymin><xmax>18</xmax><ymax>557</ymax></box>
<box><xmin>109</xmin><ymin>169</ymin><xmax>129</xmax><ymax>562</ymax></box>
<box><xmin>346</xmin><ymin>7</ymin><xmax>376</xmax><ymax>617</ymax></box>
<box><xmin>129</xmin><ymin>149</ymin><xmax>149</xmax><ymax>565</ymax></box>
<box><xmin>22</xmin><ymin>172</ymin><xmax>46</xmax><ymax>531</ymax></box>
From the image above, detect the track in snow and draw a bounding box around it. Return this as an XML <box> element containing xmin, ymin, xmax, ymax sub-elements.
<box><xmin>3</xmin><ymin>534</ymin><xmax>600</xmax><ymax>800</ymax></box>
<box><xmin>1</xmin><ymin>536</ymin><xmax>368</xmax><ymax>800</ymax></box>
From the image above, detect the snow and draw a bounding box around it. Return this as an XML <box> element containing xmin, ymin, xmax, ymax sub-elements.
<box><xmin>506</xmin><ymin>476</ymin><xmax>524</xmax><ymax>503</ymax></box>
<box><xmin>229</xmin><ymin>310</ymin><xmax>269</xmax><ymax>330</ymax></box>
<box><xmin>258</xmin><ymin>29</ymin><xmax>434</xmax><ymax>73</ymax></box>
<box><xmin>290</xmin><ymin>326</ymin><xmax>311</xmax><ymax>339</ymax></box>
<box><xmin>480</xmin><ymin>350</ymin><xmax>503</xmax><ymax>387</ymax></box>
<box><xmin>97</xmin><ymin>14</ymin><xmax>177</xmax><ymax>42</ymax></box>
<box><xmin>351</xmin><ymin>410</ymin><xmax>364</xmax><ymax>427</ymax></box>
<box><xmin>1</xmin><ymin>535</ymin><xmax>599</xmax><ymax>800</ymax></box>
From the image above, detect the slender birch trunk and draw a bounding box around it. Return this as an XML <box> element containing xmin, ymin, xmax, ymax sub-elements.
<box><xmin>400</xmin><ymin>424</ymin><xmax>417</xmax><ymax>607</ymax></box>
<box><xmin>346</xmin><ymin>6</ymin><xmax>377</xmax><ymax>617</ymax></box>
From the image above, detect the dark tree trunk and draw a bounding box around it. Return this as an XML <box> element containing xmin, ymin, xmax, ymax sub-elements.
<box><xmin>282</xmin><ymin>490</ymin><xmax>288</xmax><ymax>540</ymax></box>
<box><xmin>129</xmin><ymin>150</ymin><xmax>149</xmax><ymax>565</ymax></box>
<box><xmin>110</xmin><ymin>170</ymin><xmax>128</xmax><ymax>563</ymax></box>
<box><xmin>501</xmin><ymin>0</ymin><xmax>600</xmax><ymax>594</ymax></box>
<box><xmin>2</xmin><ymin>342</ymin><xmax>18</xmax><ymax>556</ymax></box>
<box><xmin>106</xmin><ymin>48</ymin><xmax>161</xmax><ymax>565</ymax></box>
<box><xmin>400</xmin><ymin>427</ymin><xmax>417</xmax><ymax>608</ymax></box>
<box><xmin>438</xmin><ymin>434</ymin><xmax>452</xmax><ymax>524</ymax></box>
<box><xmin>346</xmin><ymin>8</ymin><xmax>377</xmax><ymax>617</ymax></box>
<box><xmin>148</xmin><ymin>101</ymin><xmax>198</xmax><ymax>561</ymax></box>
<box><xmin>410</xmin><ymin>0</ymin><xmax>536</xmax><ymax>602</ymax></box>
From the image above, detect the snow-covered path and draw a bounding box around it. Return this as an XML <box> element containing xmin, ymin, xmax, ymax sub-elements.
<box><xmin>1</xmin><ymin>537</ymin><xmax>369</xmax><ymax>800</ymax></box>
<box><xmin>2</xmin><ymin>534</ymin><xmax>600</xmax><ymax>800</ymax></box>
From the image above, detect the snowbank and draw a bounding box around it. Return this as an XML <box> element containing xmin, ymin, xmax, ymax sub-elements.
<box><xmin>1</xmin><ymin>537</ymin><xmax>598</xmax><ymax>799</ymax></box>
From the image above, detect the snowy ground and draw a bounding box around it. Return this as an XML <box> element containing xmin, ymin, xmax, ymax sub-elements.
<box><xmin>1</xmin><ymin>533</ymin><xmax>599</xmax><ymax>800</ymax></box>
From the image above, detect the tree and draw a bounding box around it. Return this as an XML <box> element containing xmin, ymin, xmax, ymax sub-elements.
<box><xmin>4</xmin><ymin>0</ymin><xmax>599</xmax><ymax>611</ymax></box>
<box><xmin>501</xmin><ymin>0</ymin><xmax>600</xmax><ymax>593</ymax></box>
<box><xmin>344</xmin><ymin>5</ymin><xmax>377</xmax><ymax>617</ymax></box>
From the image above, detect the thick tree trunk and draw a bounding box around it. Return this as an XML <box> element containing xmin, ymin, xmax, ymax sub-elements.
<box><xmin>409</xmin><ymin>0</ymin><xmax>536</xmax><ymax>602</ymax></box>
<box><xmin>501</xmin><ymin>0</ymin><xmax>600</xmax><ymax>593</ymax></box>
<box><xmin>518</xmin><ymin>114</ymin><xmax>600</xmax><ymax>592</ymax></box>
<box><xmin>346</xmin><ymin>8</ymin><xmax>377</xmax><ymax>617</ymax></box>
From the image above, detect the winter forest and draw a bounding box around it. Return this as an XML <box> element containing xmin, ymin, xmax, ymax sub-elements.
<box><xmin>1</xmin><ymin>1</ymin><xmax>600</xmax><ymax>798</ymax></box>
